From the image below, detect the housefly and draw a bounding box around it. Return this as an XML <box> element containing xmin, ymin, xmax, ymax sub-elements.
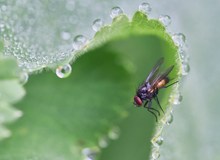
<box><xmin>133</xmin><ymin>58</ymin><xmax>178</xmax><ymax>122</ymax></box>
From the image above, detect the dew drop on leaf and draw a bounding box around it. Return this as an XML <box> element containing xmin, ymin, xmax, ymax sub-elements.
<box><xmin>169</xmin><ymin>91</ymin><xmax>183</xmax><ymax>105</ymax></box>
<box><xmin>108</xmin><ymin>126</ymin><xmax>120</xmax><ymax>140</ymax></box>
<box><xmin>182</xmin><ymin>62</ymin><xmax>190</xmax><ymax>76</ymax></box>
<box><xmin>155</xmin><ymin>136</ymin><xmax>164</xmax><ymax>146</ymax></box>
<box><xmin>110</xmin><ymin>6</ymin><xmax>123</xmax><ymax>19</ymax></box>
<box><xmin>179</xmin><ymin>48</ymin><xmax>189</xmax><ymax>63</ymax></box>
<box><xmin>19</xmin><ymin>72</ymin><xmax>29</xmax><ymax>85</ymax></box>
<box><xmin>166</xmin><ymin>113</ymin><xmax>174</xmax><ymax>125</ymax></box>
<box><xmin>173</xmin><ymin>94</ymin><xmax>183</xmax><ymax>105</ymax></box>
<box><xmin>172</xmin><ymin>33</ymin><xmax>186</xmax><ymax>48</ymax></box>
<box><xmin>152</xmin><ymin>148</ymin><xmax>160</xmax><ymax>160</ymax></box>
<box><xmin>139</xmin><ymin>2</ymin><xmax>152</xmax><ymax>15</ymax></box>
<box><xmin>92</xmin><ymin>19</ymin><xmax>103</xmax><ymax>32</ymax></box>
<box><xmin>159</xmin><ymin>15</ymin><xmax>171</xmax><ymax>27</ymax></box>
<box><xmin>152</xmin><ymin>135</ymin><xmax>164</xmax><ymax>147</ymax></box>
<box><xmin>98</xmin><ymin>136</ymin><xmax>109</xmax><ymax>148</ymax></box>
<box><xmin>56</xmin><ymin>64</ymin><xmax>72</xmax><ymax>78</ymax></box>
<box><xmin>82</xmin><ymin>148</ymin><xmax>99</xmax><ymax>160</ymax></box>
<box><xmin>72</xmin><ymin>35</ymin><xmax>87</xmax><ymax>50</ymax></box>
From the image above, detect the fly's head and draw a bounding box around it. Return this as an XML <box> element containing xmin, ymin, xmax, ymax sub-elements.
<box><xmin>133</xmin><ymin>93</ymin><xmax>143</xmax><ymax>107</ymax></box>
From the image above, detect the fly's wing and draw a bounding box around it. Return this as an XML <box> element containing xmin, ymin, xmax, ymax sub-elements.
<box><xmin>145</xmin><ymin>57</ymin><xmax>164</xmax><ymax>84</ymax></box>
<box><xmin>151</xmin><ymin>65</ymin><xmax>174</xmax><ymax>87</ymax></box>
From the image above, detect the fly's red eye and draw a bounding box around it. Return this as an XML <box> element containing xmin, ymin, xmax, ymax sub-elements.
<box><xmin>134</xmin><ymin>96</ymin><xmax>142</xmax><ymax>106</ymax></box>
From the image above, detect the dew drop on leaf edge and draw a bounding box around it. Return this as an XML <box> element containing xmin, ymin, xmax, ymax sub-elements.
<box><xmin>179</xmin><ymin>49</ymin><xmax>189</xmax><ymax>63</ymax></box>
<box><xmin>98</xmin><ymin>136</ymin><xmax>109</xmax><ymax>148</ymax></box>
<box><xmin>19</xmin><ymin>72</ymin><xmax>29</xmax><ymax>85</ymax></box>
<box><xmin>72</xmin><ymin>35</ymin><xmax>87</xmax><ymax>50</ymax></box>
<box><xmin>166</xmin><ymin>113</ymin><xmax>173</xmax><ymax>125</ymax></box>
<box><xmin>108</xmin><ymin>126</ymin><xmax>120</xmax><ymax>140</ymax></box>
<box><xmin>139</xmin><ymin>2</ymin><xmax>152</xmax><ymax>15</ymax></box>
<box><xmin>92</xmin><ymin>19</ymin><xmax>103</xmax><ymax>32</ymax></box>
<box><xmin>82</xmin><ymin>148</ymin><xmax>99</xmax><ymax>160</ymax></box>
<box><xmin>155</xmin><ymin>136</ymin><xmax>164</xmax><ymax>146</ymax></box>
<box><xmin>182</xmin><ymin>62</ymin><xmax>190</xmax><ymax>76</ymax></box>
<box><xmin>173</xmin><ymin>94</ymin><xmax>183</xmax><ymax>105</ymax></box>
<box><xmin>172</xmin><ymin>33</ymin><xmax>186</xmax><ymax>48</ymax></box>
<box><xmin>159</xmin><ymin>15</ymin><xmax>171</xmax><ymax>27</ymax></box>
<box><xmin>152</xmin><ymin>149</ymin><xmax>160</xmax><ymax>160</ymax></box>
<box><xmin>110</xmin><ymin>6</ymin><xmax>123</xmax><ymax>19</ymax></box>
<box><xmin>56</xmin><ymin>64</ymin><xmax>72</xmax><ymax>78</ymax></box>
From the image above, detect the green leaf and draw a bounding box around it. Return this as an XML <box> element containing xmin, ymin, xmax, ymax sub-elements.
<box><xmin>0</xmin><ymin>80</ymin><xmax>25</xmax><ymax>104</ymax></box>
<box><xmin>0</xmin><ymin>50</ymin><xmax>133</xmax><ymax>159</ymax></box>
<box><xmin>0</xmin><ymin>57</ymin><xmax>25</xmax><ymax>103</ymax></box>
<box><xmin>0</xmin><ymin>57</ymin><xmax>20</xmax><ymax>80</ymax></box>
<box><xmin>0</xmin><ymin>57</ymin><xmax>25</xmax><ymax>140</ymax></box>
<box><xmin>0</xmin><ymin>12</ymin><xmax>181</xmax><ymax>160</ymax></box>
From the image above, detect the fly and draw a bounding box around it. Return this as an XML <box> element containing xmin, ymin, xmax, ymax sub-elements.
<box><xmin>133</xmin><ymin>58</ymin><xmax>178</xmax><ymax>122</ymax></box>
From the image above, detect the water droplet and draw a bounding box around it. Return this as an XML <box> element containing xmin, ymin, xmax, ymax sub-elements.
<box><xmin>166</xmin><ymin>113</ymin><xmax>173</xmax><ymax>125</ymax></box>
<box><xmin>72</xmin><ymin>35</ymin><xmax>87</xmax><ymax>50</ymax></box>
<box><xmin>98</xmin><ymin>136</ymin><xmax>109</xmax><ymax>148</ymax></box>
<box><xmin>92</xmin><ymin>19</ymin><xmax>103</xmax><ymax>32</ymax></box>
<box><xmin>152</xmin><ymin>149</ymin><xmax>160</xmax><ymax>159</ymax></box>
<box><xmin>61</xmin><ymin>31</ymin><xmax>71</xmax><ymax>40</ymax></box>
<box><xmin>108</xmin><ymin>126</ymin><xmax>120</xmax><ymax>140</ymax></box>
<box><xmin>19</xmin><ymin>72</ymin><xmax>29</xmax><ymax>85</ymax></box>
<box><xmin>110</xmin><ymin>7</ymin><xmax>123</xmax><ymax>19</ymax></box>
<box><xmin>173</xmin><ymin>93</ymin><xmax>183</xmax><ymax>105</ymax></box>
<box><xmin>159</xmin><ymin>15</ymin><xmax>171</xmax><ymax>27</ymax></box>
<box><xmin>179</xmin><ymin>49</ymin><xmax>189</xmax><ymax>63</ymax></box>
<box><xmin>155</xmin><ymin>136</ymin><xmax>164</xmax><ymax>146</ymax></box>
<box><xmin>182</xmin><ymin>62</ymin><xmax>190</xmax><ymax>76</ymax></box>
<box><xmin>82</xmin><ymin>148</ymin><xmax>99</xmax><ymax>160</ymax></box>
<box><xmin>56</xmin><ymin>64</ymin><xmax>72</xmax><ymax>78</ymax></box>
<box><xmin>152</xmin><ymin>135</ymin><xmax>164</xmax><ymax>147</ymax></box>
<box><xmin>139</xmin><ymin>2</ymin><xmax>152</xmax><ymax>15</ymax></box>
<box><xmin>172</xmin><ymin>33</ymin><xmax>186</xmax><ymax>48</ymax></box>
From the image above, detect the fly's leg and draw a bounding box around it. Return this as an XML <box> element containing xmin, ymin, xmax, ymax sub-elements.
<box><xmin>147</xmin><ymin>108</ymin><xmax>158</xmax><ymax>122</ymax></box>
<box><xmin>164</xmin><ymin>81</ymin><xmax>178</xmax><ymax>88</ymax></box>
<box><xmin>146</xmin><ymin>101</ymin><xmax>159</xmax><ymax>122</ymax></box>
<box><xmin>154</xmin><ymin>95</ymin><xmax>164</xmax><ymax>114</ymax></box>
<box><xmin>147</xmin><ymin>100</ymin><xmax>160</xmax><ymax>116</ymax></box>
<box><xmin>143</xmin><ymin>101</ymin><xmax>148</xmax><ymax>108</ymax></box>
<box><xmin>144</xmin><ymin>101</ymin><xmax>161</xmax><ymax>116</ymax></box>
